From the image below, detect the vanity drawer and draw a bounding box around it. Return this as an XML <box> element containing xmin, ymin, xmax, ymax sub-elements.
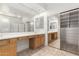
<box><xmin>0</xmin><ymin>40</ymin><xmax>10</xmax><ymax>46</ymax></box>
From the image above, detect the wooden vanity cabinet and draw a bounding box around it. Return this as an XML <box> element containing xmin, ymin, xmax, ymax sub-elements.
<box><xmin>48</xmin><ymin>32</ymin><xmax>58</xmax><ymax>43</ymax></box>
<box><xmin>0</xmin><ymin>39</ymin><xmax>17</xmax><ymax>56</ymax></box>
<box><xmin>0</xmin><ymin>34</ymin><xmax>45</xmax><ymax>56</ymax></box>
<box><xmin>29</xmin><ymin>35</ymin><xmax>45</xmax><ymax>49</ymax></box>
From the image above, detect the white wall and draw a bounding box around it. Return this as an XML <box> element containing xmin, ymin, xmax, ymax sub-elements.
<box><xmin>0</xmin><ymin>33</ymin><xmax>1</xmax><ymax>38</ymax></box>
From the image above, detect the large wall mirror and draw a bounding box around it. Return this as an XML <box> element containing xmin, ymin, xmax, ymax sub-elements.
<box><xmin>0</xmin><ymin>15</ymin><xmax>11</xmax><ymax>33</ymax></box>
<box><xmin>49</xmin><ymin>22</ymin><xmax>57</xmax><ymax>30</ymax></box>
<box><xmin>0</xmin><ymin>14</ymin><xmax>34</xmax><ymax>33</ymax></box>
<box><xmin>48</xmin><ymin>15</ymin><xmax>58</xmax><ymax>32</ymax></box>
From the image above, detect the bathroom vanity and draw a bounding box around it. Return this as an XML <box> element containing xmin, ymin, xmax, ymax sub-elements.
<box><xmin>48</xmin><ymin>32</ymin><xmax>58</xmax><ymax>43</ymax></box>
<box><xmin>0</xmin><ymin>32</ymin><xmax>45</xmax><ymax>56</ymax></box>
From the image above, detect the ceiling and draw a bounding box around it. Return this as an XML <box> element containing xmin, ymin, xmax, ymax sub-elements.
<box><xmin>6</xmin><ymin>3</ymin><xmax>46</xmax><ymax>18</ymax></box>
<box><xmin>1</xmin><ymin>3</ymin><xmax>79</xmax><ymax>18</ymax></box>
<box><xmin>41</xmin><ymin>3</ymin><xmax>79</xmax><ymax>15</ymax></box>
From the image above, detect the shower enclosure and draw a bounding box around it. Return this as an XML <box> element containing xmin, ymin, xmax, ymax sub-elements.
<box><xmin>60</xmin><ymin>8</ymin><xmax>79</xmax><ymax>55</ymax></box>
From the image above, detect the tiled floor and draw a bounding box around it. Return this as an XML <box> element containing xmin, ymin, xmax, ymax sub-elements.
<box><xmin>17</xmin><ymin>46</ymin><xmax>43</xmax><ymax>56</ymax></box>
<box><xmin>48</xmin><ymin>39</ymin><xmax>60</xmax><ymax>49</ymax></box>
<box><xmin>18</xmin><ymin>46</ymin><xmax>76</xmax><ymax>56</ymax></box>
<box><xmin>32</xmin><ymin>46</ymin><xmax>76</xmax><ymax>56</ymax></box>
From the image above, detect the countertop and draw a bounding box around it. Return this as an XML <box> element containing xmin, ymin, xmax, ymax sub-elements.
<box><xmin>0</xmin><ymin>32</ymin><xmax>45</xmax><ymax>40</ymax></box>
<box><xmin>0</xmin><ymin>30</ymin><xmax>58</xmax><ymax>40</ymax></box>
<box><xmin>48</xmin><ymin>30</ymin><xmax>58</xmax><ymax>33</ymax></box>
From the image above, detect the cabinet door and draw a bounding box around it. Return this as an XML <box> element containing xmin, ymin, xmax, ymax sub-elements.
<box><xmin>40</xmin><ymin>35</ymin><xmax>45</xmax><ymax>46</ymax></box>
<box><xmin>34</xmin><ymin>35</ymin><xmax>40</xmax><ymax>48</ymax></box>
<box><xmin>0</xmin><ymin>40</ymin><xmax>10</xmax><ymax>56</ymax></box>
<box><xmin>0</xmin><ymin>39</ymin><xmax>16</xmax><ymax>56</ymax></box>
<box><xmin>29</xmin><ymin>38</ymin><xmax>34</xmax><ymax>49</ymax></box>
<box><xmin>29</xmin><ymin>35</ymin><xmax>45</xmax><ymax>49</ymax></box>
<box><xmin>9</xmin><ymin>39</ymin><xmax>16</xmax><ymax>56</ymax></box>
<box><xmin>48</xmin><ymin>33</ymin><xmax>51</xmax><ymax>43</ymax></box>
<box><xmin>29</xmin><ymin>36</ymin><xmax>40</xmax><ymax>49</ymax></box>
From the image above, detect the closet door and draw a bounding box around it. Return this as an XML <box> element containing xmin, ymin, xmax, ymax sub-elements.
<box><xmin>77</xmin><ymin>9</ymin><xmax>79</xmax><ymax>54</ymax></box>
<box><xmin>77</xmin><ymin>28</ymin><xmax>79</xmax><ymax>54</ymax></box>
<box><xmin>60</xmin><ymin>9</ymin><xmax>79</xmax><ymax>54</ymax></box>
<box><xmin>60</xmin><ymin>12</ymin><xmax>69</xmax><ymax>51</ymax></box>
<box><xmin>67</xmin><ymin>10</ymin><xmax>79</xmax><ymax>54</ymax></box>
